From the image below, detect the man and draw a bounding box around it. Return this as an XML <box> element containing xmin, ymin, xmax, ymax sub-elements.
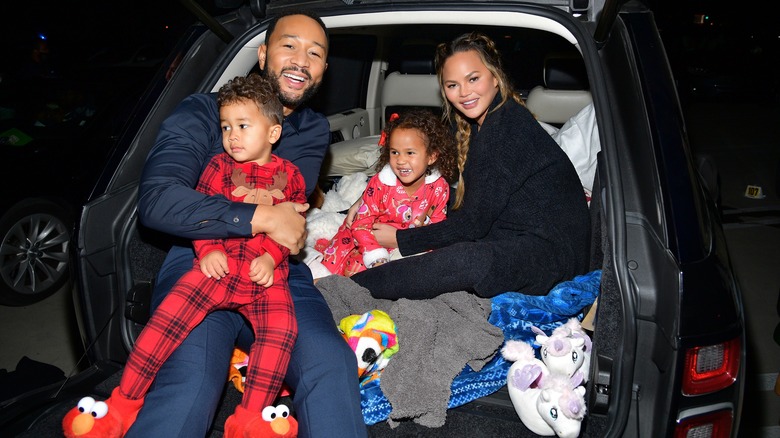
<box><xmin>132</xmin><ymin>10</ymin><xmax>367</xmax><ymax>437</ymax></box>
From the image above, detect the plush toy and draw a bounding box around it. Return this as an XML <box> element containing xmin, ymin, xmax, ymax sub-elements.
<box><xmin>552</xmin><ymin>318</ymin><xmax>592</xmax><ymax>380</ymax></box>
<box><xmin>62</xmin><ymin>388</ymin><xmax>143</xmax><ymax>438</ymax></box>
<box><xmin>338</xmin><ymin>309</ymin><xmax>399</xmax><ymax>386</ymax></box>
<box><xmin>63</xmin><ymin>396</ymin><xmax>118</xmax><ymax>438</ymax></box>
<box><xmin>301</xmin><ymin>172</ymin><xmax>369</xmax><ymax>279</ymax></box>
<box><xmin>502</xmin><ymin>340</ymin><xmax>587</xmax><ymax>438</ymax></box>
<box><xmin>228</xmin><ymin>348</ymin><xmax>251</xmax><ymax>393</ymax></box>
<box><xmin>224</xmin><ymin>404</ymin><xmax>297</xmax><ymax>438</ymax></box>
<box><xmin>304</xmin><ymin>172</ymin><xmax>369</xmax><ymax>248</ymax></box>
<box><xmin>533</xmin><ymin>318</ymin><xmax>592</xmax><ymax>381</ymax></box>
<box><xmin>226</xmin><ymin>348</ymin><xmax>298</xmax><ymax>437</ymax></box>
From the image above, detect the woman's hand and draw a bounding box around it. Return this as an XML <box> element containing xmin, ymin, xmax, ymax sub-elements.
<box><xmin>371</xmin><ymin>223</ymin><xmax>398</xmax><ymax>249</ymax></box>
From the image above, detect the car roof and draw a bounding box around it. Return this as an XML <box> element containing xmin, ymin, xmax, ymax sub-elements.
<box><xmin>261</xmin><ymin>0</ymin><xmax>624</xmax><ymax>46</ymax></box>
<box><xmin>264</xmin><ymin>0</ymin><xmax>610</xmax><ymax>23</ymax></box>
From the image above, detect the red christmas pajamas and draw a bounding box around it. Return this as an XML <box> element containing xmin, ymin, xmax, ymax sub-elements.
<box><xmin>120</xmin><ymin>154</ymin><xmax>306</xmax><ymax>412</ymax></box>
<box><xmin>321</xmin><ymin>165</ymin><xmax>449</xmax><ymax>276</ymax></box>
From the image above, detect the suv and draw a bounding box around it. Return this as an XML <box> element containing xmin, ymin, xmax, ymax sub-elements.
<box><xmin>1</xmin><ymin>1</ymin><xmax>745</xmax><ymax>437</ymax></box>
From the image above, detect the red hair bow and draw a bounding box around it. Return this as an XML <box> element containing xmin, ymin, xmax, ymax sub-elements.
<box><xmin>378</xmin><ymin>113</ymin><xmax>400</xmax><ymax>147</ymax></box>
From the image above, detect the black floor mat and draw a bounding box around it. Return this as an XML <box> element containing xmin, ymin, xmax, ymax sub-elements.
<box><xmin>14</xmin><ymin>369</ymin><xmax>559</xmax><ymax>438</ymax></box>
<box><xmin>0</xmin><ymin>357</ymin><xmax>65</xmax><ymax>403</ymax></box>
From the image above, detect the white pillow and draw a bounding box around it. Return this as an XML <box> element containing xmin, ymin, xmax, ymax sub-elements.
<box><xmin>322</xmin><ymin>135</ymin><xmax>382</xmax><ymax>177</ymax></box>
<box><xmin>551</xmin><ymin>103</ymin><xmax>600</xmax><ymax>191</ymax></box>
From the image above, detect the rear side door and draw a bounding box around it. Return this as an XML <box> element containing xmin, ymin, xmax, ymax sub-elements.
<box><xmin>74</xmin><ymin>7</ymin><xmax>259</xmax><ymax>364</ymax></box>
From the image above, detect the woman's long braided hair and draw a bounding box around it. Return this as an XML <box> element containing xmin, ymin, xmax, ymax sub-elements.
<box><xmin>434</xmin><ymin>32</ymin><xmax>525</xmax><ymax>209</ymax></box>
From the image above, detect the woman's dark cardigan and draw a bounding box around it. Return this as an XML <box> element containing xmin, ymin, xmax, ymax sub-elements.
<box><xmin>351</xmin><ymin>94</ymin><xmax>590</xmax><ymax>299</ymax></box>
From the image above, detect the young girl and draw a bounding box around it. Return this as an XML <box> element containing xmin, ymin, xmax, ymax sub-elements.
<box><xmin>317</xmin><ymin>109</ymin><xmax>457</xmax><ymax>277</ymax></box>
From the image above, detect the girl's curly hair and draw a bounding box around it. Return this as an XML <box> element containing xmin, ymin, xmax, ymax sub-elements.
<box><xmin>375</xmin><ymin>109</ymin><xmax>458</xmax><ymax>184</ymax></box>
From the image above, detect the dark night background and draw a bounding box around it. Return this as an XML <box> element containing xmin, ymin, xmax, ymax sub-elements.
<box><xmin>0</xmin><ymin>1</ymin><xmax>201</xmax><ymax>151</ymax></box>
<box><xmin>0</xmin><ymin>1</ymin><xmax>251</xmax><ymax>133</ymax></box>
<box><xmin>1</xmin><ymin>2</ymin><xmax>192</xmax><ymax>76</ymax></box>
<box><xmin>1</xmin><ymin>0</ymin><xmax>778</xmax><ymax>122</ymax></box>
<box><xmin>1</xmin><ymin>1</ymin><xmax>776</xmax><ymax>213</ymax></box>
<box><xmin>0</xmin><ymin>1</ymin><xmax>238</xmax><ymax>199</ymax></box>
<box><xmin>1</xmin><ymin>1</ymin><xmax>200</xmax><ymax>73</ymax></box>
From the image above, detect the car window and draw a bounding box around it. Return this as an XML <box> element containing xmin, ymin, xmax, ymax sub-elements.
<box><xmin>307</xmin><ymin>34</ymin><xmax>377</xmax><ymax>116</ymax></box>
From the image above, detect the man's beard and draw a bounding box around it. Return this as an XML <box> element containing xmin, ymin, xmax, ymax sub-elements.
<box><xmin>262</xmin><ymin>66</ymin><xmax>321</xmax><ymax>109</ymax></box>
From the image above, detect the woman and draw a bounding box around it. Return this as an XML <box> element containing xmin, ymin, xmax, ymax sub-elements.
<box><xmin>350</xmin><ymin>32</ymin><xmax>590</xmax><ymax>299</ymax></box>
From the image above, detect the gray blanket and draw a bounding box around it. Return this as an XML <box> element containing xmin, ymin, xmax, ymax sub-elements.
<box><xmin>316</xmin><ymin>275</ymin><xmax>504</xmax><ymax>428</ymax></box>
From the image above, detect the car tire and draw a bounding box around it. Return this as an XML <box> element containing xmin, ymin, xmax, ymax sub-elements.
<box><xmin>0</xmin><ymin>199</ymin><xmax>73</xmax><ymax>306</ymax></box>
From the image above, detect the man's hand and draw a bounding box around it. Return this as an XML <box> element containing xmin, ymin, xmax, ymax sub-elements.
<box><xmin>248</xmin><ymin>253</ymin><xmax>275</xmax><ymax>287</ymax></box>
<box><xmin>252</xmin><ymin>202</ymin><xmax>309</xmax><ymax>254</ymax></box>
<box><xmin>200</xmin><ymin>250</ymin><xmax>229</xmax><ymax>279</ymax></box>
<box><xmin>371</xmin><ymin>223</ymin><xmax>398</xmax><ymax>249</ymax></box>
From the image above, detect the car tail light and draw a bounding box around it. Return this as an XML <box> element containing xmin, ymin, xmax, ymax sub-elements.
<box><xmin>682</xmin><ymin>337</ymin><xmax>740</xmax><ymax>395</ymax></box>
<box><xmin>674</xmin><ymin>409</ymin><xmax>733</xmax><ymax>438</ymax></box>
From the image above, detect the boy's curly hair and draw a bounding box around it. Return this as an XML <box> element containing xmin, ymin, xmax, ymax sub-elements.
<box><xmin>375</xmin><ymin>109</ymin><xmax>458</xmax><ymax>183</ymax></box>
<box><xmin>217</xmin><ymin>73</ymin><xmax>284</xmax><ymax>125</ymax></box>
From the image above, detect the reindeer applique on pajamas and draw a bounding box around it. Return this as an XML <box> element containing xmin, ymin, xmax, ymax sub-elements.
<box><xmin>120</xmin><ymin>153</ymin><xmax>306</xmax><ymax>413</ymax></box>
<box><xmin>321</xmin><ymin>164</ymin><xmax>449</xmax><ymax>277</ymax></box>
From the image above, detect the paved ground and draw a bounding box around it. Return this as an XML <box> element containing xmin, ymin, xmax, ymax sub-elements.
<box><xmin>0</xmin><ymin>283</ymin><xmax>82</xmax><ymax>374</ymax></box>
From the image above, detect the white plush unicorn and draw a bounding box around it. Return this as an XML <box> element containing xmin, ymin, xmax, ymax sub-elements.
<box><xmin>502</xmin><ymin>340</ymin><xmax>587</xmax><ymax>438</ymax></box>
<box><xmin>533</xmin><ymin>318</ymin><xmax>592</xmax><ymax>381</ymax></box>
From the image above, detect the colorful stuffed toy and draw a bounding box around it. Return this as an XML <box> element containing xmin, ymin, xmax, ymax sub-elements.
<box><xmin>229</xmin><ymin>348</ymin><xmax>251</xmax><ymax>393</ymax></box>
<box><xmin>338</xmin><ymin>309</ymin><xmax>399</xmax><ymax>386</ymax></box>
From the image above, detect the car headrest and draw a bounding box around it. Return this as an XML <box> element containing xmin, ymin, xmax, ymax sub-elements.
<box><xmin>526</xmin><ymin>55</ymin><xmax>592</xmax><ymax>125</ymax></box>
<box><xmin>382</xmin><ymin>71</ymin><xmax>443</xmax><ymax>122</ymax></box>
<box><xmin>544</xmin><ymin>56</ymin><xmax>589</xmax><ymax>90</ymax></box>
<box><xmin>397</xmin><ymin>43</ymin><xmax>437</xmax><ymax>74</ymax></box>
<box><xmin>401</xmin><ymin>58</ymin><xmax>434</xmax><ymax>75</ymax></box>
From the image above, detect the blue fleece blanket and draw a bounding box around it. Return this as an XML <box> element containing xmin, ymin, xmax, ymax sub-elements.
<box><xmin>361</xmin><ymin>269</ymin><xmax>601</xmax><ymax>425</ymax></box>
